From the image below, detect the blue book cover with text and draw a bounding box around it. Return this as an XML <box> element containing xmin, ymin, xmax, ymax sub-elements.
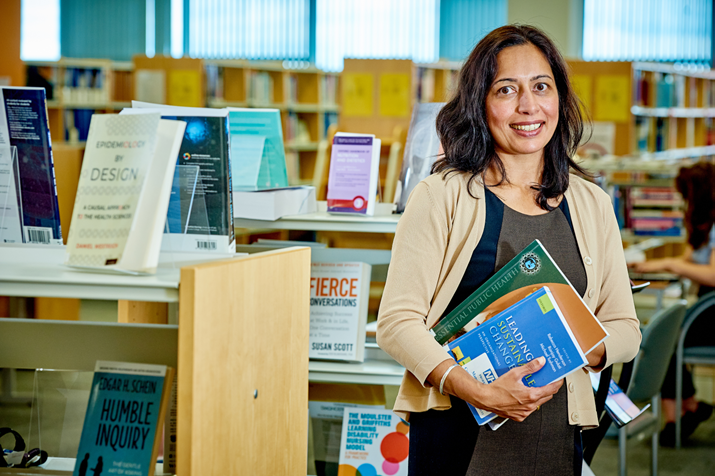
<box><xmin>74</xmin><ymin>362</ymin><xmax>170</xmax><ymax>476</ymax></box>
<box><xmin>445</xmin><ymin>287</ymin><xmax>587</xmax><ymax>425</ymax></box>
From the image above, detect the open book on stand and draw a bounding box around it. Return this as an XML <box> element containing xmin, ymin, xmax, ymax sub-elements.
<box><xmin>445</xmin><ymin>287</ymin><xmax>589</xmax><ymax>427</ymax></box>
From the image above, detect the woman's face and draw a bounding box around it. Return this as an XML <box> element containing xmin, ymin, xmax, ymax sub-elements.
<box><xmin>485</xmin><ymin>43</ymin><xmax>559</xmax><ymax>161</ymax></box>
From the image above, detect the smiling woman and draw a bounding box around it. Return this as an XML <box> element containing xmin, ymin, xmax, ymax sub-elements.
<box><xmin>376</xmin><ymin>25</ymin><xmax>641</xmax><ymax>476</ymax></box>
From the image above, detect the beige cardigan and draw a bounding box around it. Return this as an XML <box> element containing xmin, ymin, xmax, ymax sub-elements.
<box><xmin>376</xmin><ymin>171</ymin><xmax>642</xmax><ymax>428</ymax></box>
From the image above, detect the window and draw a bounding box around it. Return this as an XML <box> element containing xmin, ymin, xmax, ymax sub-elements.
<box><xmin>316</xmin><ymin>0</ymin><xmax>440</xmax><ymax>72</ymax></box>
<box><xmin>21</xmin><ymin>0</ymin><xmax>60</xmax><ymax>61</ymax></box>
<box><xmin>583</xmin><ymin>0</ymin><xmax>712</xmax><ymax>63</ymax></box>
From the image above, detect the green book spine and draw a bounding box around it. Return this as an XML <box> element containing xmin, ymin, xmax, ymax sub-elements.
<box><xmin>432</xmin><ymin>239</ymin><xmax>568</xmax><ymax>345</ymax></box>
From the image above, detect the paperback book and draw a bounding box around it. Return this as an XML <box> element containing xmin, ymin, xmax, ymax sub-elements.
<box><xmin>445</xmin><ymin>287</ymin><xmax>588</xmax><ymax>426</ymax></box>
<box><xmin>327</xmin><ymin>133</ymin><xmax>381</xmax><ymax>216</ymax></box>
<box><xmin>431</xmin><ymin>239</ymin><xmax>608</xmax><ymax>355</ymax></box>
<box><xmin>337</xmin><ymin>407</ymin><xmax>409</xmax><ymax>476</ymax></box>
<box><xmin>65</xmin><ymin>113</ymin><xmax>186</xmax><ymax>273</ymax></box>
<box><xmin>393</xmin><ymin>102</ymin><xmax>444</xmax><ymax>213</ymax></box>
<box><xmin>73</xmin><ymin>361</ymin><xmax>175</xmax><ymax>476</ymax></box>
<box><xmin>0</xmin><ymin>86</ymin><xmax>62</xmax><ymax>245</ymax></box>
<box><xmin>128</xmin><ymin>101</ymin><xmax>235</xmax><ymax>254</ymax></box>
<box><xmin>233</xmin><ymin>185</ymin><xmax>316</xmax><ymax>220</ymax></box>
<box><xmin>310</xmin><ymin>261</ymin><xmax>371</xmax><ymax>362</ymax></box>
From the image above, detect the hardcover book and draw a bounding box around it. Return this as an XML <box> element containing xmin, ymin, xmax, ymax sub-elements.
<box><xmin>327</xmin><ymin>133</ymin><xmax>381</xmax><ymax>216</ymax></box>
<box><xmin>65</xmin><ymin>113</ymin><xmax>186</xmax><ymax>274</ymax></box>
<box><xmin>431</xmin><ymin>239</ymin><xmax>608</xmax><ymax>355</ymax></box>
<box><xmin>73</xmin><ymin>361</ymin><xmax>175</xmax><ymax>476</ymax></box>
<box><xmin>337</xmin><ymin>407</ymin><xmax>409</xmax><ymax>476</ymax></box>
<box><xmin>0</xmin><ymin>86</ymin><xmax>62</xmax><ymax>245</ymax></box>
<box><xmin>310</xmin><ymin>261</ymin><xmax>371</xmax><ymax>362</ymax></box>
<box><xmin>128</xmin><ymin>101</ymin><xmax>235</xmax><ymax>254</ymax></box>
<box><xmin>445</xmin><ymin>287</ymin><xmax>588</xmax><ymax>426</ymax></box>
<box><xmin>393</xmin><ymin>102</ymin><xmax>445</xmax><ymax>213</ymax></box>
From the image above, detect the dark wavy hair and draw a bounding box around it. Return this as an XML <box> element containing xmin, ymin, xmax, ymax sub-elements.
<box><xmin>432</xmin><ymin>24</ymin><xmax>588</xmax><ymax>210</ymax></box>
<box><xmin>675</xmin><ymin>162</ymin><xmax>715</xmax><ymax>249</ymax></box>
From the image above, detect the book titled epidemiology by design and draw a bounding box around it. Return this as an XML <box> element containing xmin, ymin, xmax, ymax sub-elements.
<box><xmin>445</xmin><ymin>287</ymin><xmax>588</xmax><ymax>426</ymax></box>
<box><xmin>73</xmin><ymin>361</ymin><xmax>174</xmax><ymax>476</ymax></box>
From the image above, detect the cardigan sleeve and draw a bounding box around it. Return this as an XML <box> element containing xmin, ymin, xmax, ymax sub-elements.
<box><xmin>592</xmin><ymin>190</ymin><xmax>642</xmax><ymax>368</ymax></box>
<box><xmin>376</xmin><ymin>181</ymin><xmax>455</xmax><ymax>386</ymax></box>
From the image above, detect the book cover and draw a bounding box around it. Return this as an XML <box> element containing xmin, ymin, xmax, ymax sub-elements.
<box><xmin>393</xmin><ymin>102</ymin><xmax>445</xmax><ymax>213</ymax></box>
<box><xmin>0</xmin><ymin>86</ymin><xmax>62</xmax><ymax>245</ymax></box>
<box><xmin>431</xmin><ymin>239</ymin><xmax>608</xmax><ymax>356</ymax></box>
<box><xmin>226</xmin><ymin>107</ymin><xmax>289</xmax><ymax>191</ymax></box>
<box><xmin>445</xmin><ymin>287</ymin><xmax>588</xmax><ymax>426</ymax></box>
<box><xmin>310</xmin><ymin>261</ymin><xmax>371</xmax><ymax>362</ymax></box>
<box><xmin>129</xmin><ymin>102</ymin><xmax>235</xmax><ymax>254</ymax></box>
<box><xmin>337</xmin><ymin>407</ymin><xmax>409</xmax><ymax>476</ymax></box>
<box><xmin>73</xmin><ymin>361</ymin><xmax>174</xmax><ymax>476</ymax></box>
<box><xmin>327</xmin><ymin>133</ymin><xmax>381</xmax><ymax>216</ymax></box>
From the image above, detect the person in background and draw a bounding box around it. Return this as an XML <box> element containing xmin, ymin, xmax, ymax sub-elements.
<box><xmin>630</xmin><ymin>161</ymin><xmax>715</xmax><ymax>446</ymax></box>
<box><xmin>377</xmin><ymin>24</ymin><xmax>641</xmax><ymax>475</ymax></box>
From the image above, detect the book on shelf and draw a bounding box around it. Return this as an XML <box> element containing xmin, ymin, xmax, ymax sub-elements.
<box><xmin>225</xmin><ymin>107</ymin><xmax>289</xmax><ymax>190</ymax></box>
<box><xmin>127</xmin><ymin>101</ymin><xmax>236</xmax><ymax>254</ymax></box>
<box><xmin>326</xmin><ymin>132</ymin><xmax>381</xmax><ymax>216</ymax></box>
<box><xmin>65</xmin><ymin>113</ymin><xmax>186</xmax><ymax>274</ymax></box>
<box><xmin>233</xmin><ymin>185</ymin><xmax>316</xmax><ymax>220</ymax></box>
<box><xmin>589</xmin><ymin>372</ymin><xmax>651</xmax><ymax>428</ymax></box>
<box><xmin>310</xmin><ymin>261</ymin><xmax>371</xmax><ymax>362</ymax></box>
<box><xmin>393</xmin><ymin>102</ymin><xmax>445</xmax><ymax>213</ymax></box>
<box><xmin>431</xmin><ymin>239</ymin><xmax>608</xmax><ymax>354</ymax></box>
<box><xmin>0</xmin><ymin>87</ymin><xmax>62</xmax><ymax>245</ymax></box>
<box><xmin>73</xmin><ymin>361</ymin><xmax>175</xmax><ymax>476</ymax></box>
<box><xmin>337</xmin><ymin>407</ymin><xmax>409</xmax><ymax>476</ymax></box>
<box><xmin>445</xmin><ymin>287</ymin><xmax>589</xmax><ymax>428</ymax></box>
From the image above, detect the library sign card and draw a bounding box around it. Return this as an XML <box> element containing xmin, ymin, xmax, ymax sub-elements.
<box><xmin>338</xmin><ymin>408</ymin><xmax>408</xmax><ymax>476</ymax></box>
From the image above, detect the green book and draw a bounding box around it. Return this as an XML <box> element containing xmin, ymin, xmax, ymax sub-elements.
<box><xmin>431</xmin><ymin>239</ymin><xmax>608</xmax><ymax>354</ymax></box>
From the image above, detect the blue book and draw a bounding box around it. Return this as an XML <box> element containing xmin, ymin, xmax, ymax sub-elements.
<box><xmin>74</xmin><ymin>361</ymin><xmax>174</xmax><ymax>476</ymax></box>
<box><xmin>445</xmin><ymin>287</ymin><xmax>587</xmax><ymax>426</ymax></box>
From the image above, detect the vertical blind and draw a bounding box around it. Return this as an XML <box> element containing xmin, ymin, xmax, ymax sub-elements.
<box><xmin>315</xmin><ymin>0</ymin><xmax>439</xmax><ymax>72</ymax></box>
<box><xmin>439</xmin><ymin>0</ymin><xmax>507</xmax><ymax>61</ymax></box>
<box><xmin>583</xmin><ymin>0</ymin><xmax>712</xmax><ymax>63</ymax></box>
<box><xmin>187</xmin><ymin>0</ymin><xmax>310</xmax><ymax>60</ymax></box>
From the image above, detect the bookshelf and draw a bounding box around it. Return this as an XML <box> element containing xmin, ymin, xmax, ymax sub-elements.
<box><xmin>414</xmin><ymin>60</ymin><xmax>462</xmax><ymax>103</ymax></box>
<box><xmin>204</xmin><ymin>59</ymin><xmax>340</xmax><ymax>184</ymax></box>
<box><xmin>0</xmin><ymin>246</ymin><xmax>311</xmax><ymax>476</ymax></box>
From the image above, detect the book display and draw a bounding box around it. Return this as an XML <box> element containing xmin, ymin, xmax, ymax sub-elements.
<box><xmin>73</xmin><ymin>361</ymin><xmax>175</xmax><ymax>476</ymax></box>
<box><xmin>128</xmin><ymin>101</ymin><xmax>235</xmax><ymax>254</ymax></box>
<box><xmin>0</xmin><ymin>86</ymin><xmax>62</xmax><ymax>245</ymax></box>
<box><xmin>310</xmin><ymin>261</ymin><xmax>372</xmax><ymax>362</ymax></box>
<box><xmin>65</xmin><ymin>113</ymin><xmax>186</xmax><ymax>274</ymax></box>
<box><xmin>326</xmin><ymin>133</ymin><xmax>381</xmax><ymax>216</ymax></box>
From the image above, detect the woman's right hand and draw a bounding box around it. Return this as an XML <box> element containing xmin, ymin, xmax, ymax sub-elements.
<box><xmin>438</xmin><ymin>356</ymin><xmax>562</xmax><ymax>422</ymax></box>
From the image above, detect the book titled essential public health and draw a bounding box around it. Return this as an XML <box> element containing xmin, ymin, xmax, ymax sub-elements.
<box><xmin>126</xmin><ymin>101</ymin><xmax>235</xmax><ymax>254</ymax></box>
<box><xmin>445</xmin><ymin>287</ymin><xmax>588</xmax><ymax>427</ymax></box>
<box><xmin>0</xmin><ymin>86</ymin><xmax>62</xmax><ymax>245</ymax></box>
<box><xmin>310</xmin><ymin>261</ymin><xmax>371</xmax><ymax>362</ymax></box>
<box><xmin>65</xmin><ymin>113</ymin><xmax>185</xmax><ymax>274</ymax></box>
<box><xmin>326</xmin><ymin>132</ymin><xmax>381</xmax><ymax>216</ymax></box>
<box><xmin>337</xmin><ymin>407</ymin><xmax>409</xmax><ymax>476</ymax></box>
<box><xmin>73</xmin><ymin>361</ymin><xmax>175</xmax><ymax>476</ymax></box>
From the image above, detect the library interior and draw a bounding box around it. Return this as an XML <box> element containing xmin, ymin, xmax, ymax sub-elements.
<box><xmin>1</xmin><ymin>0</ymin><xmax>715</xmax><ymax>475</ymax></box>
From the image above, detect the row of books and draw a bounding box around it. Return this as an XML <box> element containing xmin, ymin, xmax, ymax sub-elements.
<box><xmin>612</xmin><ymin>185</ymin><xmax>685</xmax><ymax>236</ymax></box>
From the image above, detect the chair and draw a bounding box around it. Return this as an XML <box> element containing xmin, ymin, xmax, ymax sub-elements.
<box><xmin>675</xmin><ymin>291</ymin><xmax>715</xmax><ymax>448</ymax></box>
<box><xmin>605</xmin><ymin>300</ymin><xmax>688</xmax><ymax>476</ymax></box>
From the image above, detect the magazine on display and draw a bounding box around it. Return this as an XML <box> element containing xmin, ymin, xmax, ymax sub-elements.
<box><xmin>326</xmin><ymin>133</ymin><xmax>381</xmax><ymax>216</ymax></box>
<box><xmin>0</xmin><ymin>86</ymin><xmax>62</xmax><ymax>245</ymax></box>
<box><xmin>73</xmin><ymin>361</ymin><xmax>175</xmax><ymax>476</ymax></box>
<box><xmin>310</xmin><ymin>261</ymin><xmax>371</xmax><ymax>362</ymax></box>
<box><xmin>127</xmin><ymin>101</ymin><xmax>235</xmax><ymax>254</ymax></box>
<box><xmin>65</xmin><ymin>113</ymin><xmax>186</xmax><ymax>274</ymax></box>
<box><xmin>445</xmin><ymin>287</ymin><xmax>588</xmax><ymax>427</ymax></box>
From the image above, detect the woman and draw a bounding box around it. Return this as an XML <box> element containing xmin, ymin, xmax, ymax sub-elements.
<box><xmin>376</xmin><ymin>25</ymin><xmax>641</xmax><ymax>475</ymax></box>
<box><xmin>631</xmin><ymin>161</ymin><xmax>715</xmax><ymax>446</ymax></box>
